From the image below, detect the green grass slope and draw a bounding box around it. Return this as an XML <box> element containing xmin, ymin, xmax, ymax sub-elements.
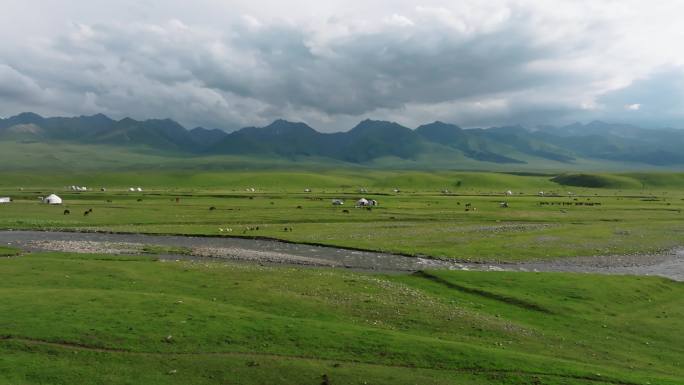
<box><xmin>0</xmin><ymin>252</ymin><xmax>681</xmax><ymax>384</ymax></box>
<box><xmin>0</xmin><ymin>246</ymin><xmax>19</xmax><ymax>257</ymax></box>
<box><xmin>3</xmin><ymin>138</ymin><xmax>684</xmax><ymax>172</ymax></box>
<box><xmin>553</xmin><ymin>172</ymin><xmax>684</xmax><ymax>190</ymax></box>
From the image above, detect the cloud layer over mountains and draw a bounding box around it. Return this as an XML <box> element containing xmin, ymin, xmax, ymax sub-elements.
<box><xmin>1</xmin><ymin>0</ymin><xmax>684</xmax><ymax>131</ymax></box>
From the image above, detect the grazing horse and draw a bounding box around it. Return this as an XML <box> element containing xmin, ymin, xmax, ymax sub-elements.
<box><xmin>209</xmin><ymin>206</ymin><xmax>216</xmax><ymax>211</ymax></box>
<box><xmin>63</xmin><ymin>209</ymin><xmax>70</xmax><ymax>215</ymax></box>
<box><xmin>83</xmin><ymin>208</ymin><xmax>93</xmax><ymax>216</ymax></box>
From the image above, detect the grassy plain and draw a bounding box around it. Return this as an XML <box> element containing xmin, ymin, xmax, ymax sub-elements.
<box><xmin>1</xmin><ymin>170</ymin><xmax>683</xmax><ymax>261</ymax></box>
<box><xmin>0</xmin><ymin>251</ymin><xmax>682</xmax><ymax>385</ymax></box>
<box><xmin>0</xmin><ymin>246</ymin><xmax>19</xmax><ymax>257</ymax></box>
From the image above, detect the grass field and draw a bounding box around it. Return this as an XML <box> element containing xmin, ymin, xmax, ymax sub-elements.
<box><xmin>1</xmin><ymin>251</ymin><xmax>682</xmax><ymax>385</ymax></box>
<box><xmin>0</xmin><ymin>246</ymin><xmax>19</xmax><ymax>257</ymax></box>
<box><xmin>1</xmin><ymin>170</ymin><xmax>683</xmax><ymax>261</ymax></box>
<box><xmin>1</xmin><ymin>169</ymin><xmax>683</xmax><ymax>384</ymax></box>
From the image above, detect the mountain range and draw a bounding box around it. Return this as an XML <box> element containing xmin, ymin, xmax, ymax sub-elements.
<box><xmin>2</xmin><ymin>112</ymin><xmax>684</xmax><ymax>168</ymax></box>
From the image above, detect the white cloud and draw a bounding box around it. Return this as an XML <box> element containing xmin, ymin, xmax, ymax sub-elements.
<box><xmin>1</xmin><ymin>0</ymin><xmax>684</xmax><ymax>130</ymax></box>
<box><xmin>383</xmin><ymin>14</ymin><xmax>415</xmax><ymax>27</ymax></box>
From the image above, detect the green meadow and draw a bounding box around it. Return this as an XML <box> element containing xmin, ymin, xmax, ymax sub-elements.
<box><xmin>1</xmin><ymin>170</ymin><xmax>683</xmax><ymax>385</ymax></box>
<box><xmin>1</xmin><ymin>251</ymin><xmax>682</xmax><ymax>385</ymax></box>
<box><xmin>1</xmin><ymin>170</ymin><xmax>683</xmax><ymax>261</ymax></box>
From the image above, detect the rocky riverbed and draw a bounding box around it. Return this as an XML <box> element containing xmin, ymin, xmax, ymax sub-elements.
<box><xmin>1</xmin><ymin>230</ymin><xmax>682</xmax><ymax>280</ymax></box>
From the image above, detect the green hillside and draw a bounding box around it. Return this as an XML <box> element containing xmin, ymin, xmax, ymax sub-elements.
<box><xmin>1</xmin><ymin>252</ymin><xmax>681</xmax><ymax>385</ymax></box>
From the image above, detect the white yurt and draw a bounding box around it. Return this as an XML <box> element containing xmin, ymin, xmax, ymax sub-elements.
<box><xmin>0</xmin><ymin>197</ymin><xmax>11</xmax><ymax>204</ymax></box>
<box><xmin>43</xmin><ymin>194</ymin><xmax>63</xmax><ymax>205</ymax></box>
<box><xmin>356</xmin><ymin>198</ymin><xmax>370</xmax><ymax>207</ymax></box>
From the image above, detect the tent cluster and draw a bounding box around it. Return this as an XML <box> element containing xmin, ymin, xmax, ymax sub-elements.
<box><xmin>69</xmin><ymin>186</ymin><xmax>88</xmax><ymax>191</ymax></box>
<box><xmin>331</xmin><ymin>198</ymin><xmax>379</xmax><ymax>207</ymax></box>
<box><xmin>128</xmin><ymin>187</ymin><xmax>143</xmax><ymax>192</ymax></box>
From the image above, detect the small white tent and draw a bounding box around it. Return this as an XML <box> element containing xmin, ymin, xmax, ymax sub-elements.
<box><xmin>356</xmin><ymin>198</ymin><xmax>370</xmax><ymax>207</ymax></box>
<box><xmin>332</xmin><ymin>199</ymin><xmax>344</xmax><ymax>206</ymax></box>
<box><xmin>43</xmin><ymin>194</ymin><xmax>62</xmax><ymax>205</ymax></box>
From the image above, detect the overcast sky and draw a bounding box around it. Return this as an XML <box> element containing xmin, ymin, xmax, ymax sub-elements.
<box><xmin>1</xmin><ymin>0</ymin><xmax>684</xmax><ymax>132</ymax></box>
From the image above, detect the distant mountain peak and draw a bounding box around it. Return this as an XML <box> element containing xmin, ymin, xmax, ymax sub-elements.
<box><xmin>10</xmin><ymin>112</ymin><xmax>44</xmax><ymax>123</ymax></box>
<box><xmin>261</xmin><ymin>119</ymin><xmax>317</xmax><ymax>135</ymax></box>
<box><xmin>351</xmin><ymin>119</ymin><xmax>408</xmax><ymax>132</ymax></box>
<box><xmin>417</xmin><ymin>121</ymin><xmax>462</xmax><ymax>130</ymax></box>
<box><xmin>15</xmin><ymin>111</ymin><xmax>43</xmax><ymax>119</ymax></box>
<box><xmin>118</xmin><ymin>117</ymin><xmax>137</xmax><ymax>124</ymax></box>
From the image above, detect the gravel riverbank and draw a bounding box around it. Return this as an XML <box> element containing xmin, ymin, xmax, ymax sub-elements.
<box><xmin>1</xmin><ymin>230</ymin><xmax>681</xmax><ymax>280</ymax></box>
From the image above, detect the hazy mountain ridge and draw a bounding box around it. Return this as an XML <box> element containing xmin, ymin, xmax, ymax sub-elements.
<box><xmin>2</xmin><ymin>112</ymin><xmax>684</xmax><ymax>166</ymax></box>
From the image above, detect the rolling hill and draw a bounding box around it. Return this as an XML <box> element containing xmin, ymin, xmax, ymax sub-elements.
<box><xmin>2</xmin><ymin>112</ymin><xmax>684</xmax><ymax>169</ymax></box>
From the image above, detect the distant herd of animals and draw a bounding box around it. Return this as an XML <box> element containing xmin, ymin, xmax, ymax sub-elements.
<box><xmin>48</xmin><ymin>188</ymin><xmax>608</xmax><ymax>224</ymax></box>
<box><xmin>538</xmin><ymin>201</ymin><xmax>602</xmax><ymax>206</ymax></box>
<box><xmin>62</xmin><ymin>208</ymin><xmax>94</xmax><ymax>216</ymax></box>
<box><xmin>58</xmin><ymin>200</ymin><xmax>605</xmax><ymax>219</ymax></box>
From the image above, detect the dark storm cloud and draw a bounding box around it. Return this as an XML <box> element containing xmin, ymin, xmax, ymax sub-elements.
<box><xmin>1</xmin><ymin>1</ymin><xmax>683</xmax><ymax>130</ymax></box>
